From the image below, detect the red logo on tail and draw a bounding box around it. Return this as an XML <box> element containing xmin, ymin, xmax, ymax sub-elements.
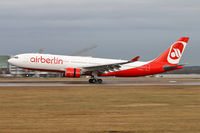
<box><xmin>167</xmin><ymin>42</ymin><xmax>185</xmax><ymax>64</ymax></box>
<box><xmin>169</xmin><ymin>42</ymin><xmax>184</xmax><ymax>60</ymax></box>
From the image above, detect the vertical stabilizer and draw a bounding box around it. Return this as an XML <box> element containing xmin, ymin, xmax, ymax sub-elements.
<box><xmin>153</xmin><ymin>37</ymin><xmax>189</xmax><ymax>65</ymax></box>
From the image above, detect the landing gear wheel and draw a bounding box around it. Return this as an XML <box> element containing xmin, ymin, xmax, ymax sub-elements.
<box><xmin>88</xmin><ymin>78</ymin><xmax>103</xmax><ymax>84</ymax></box>
<box><xmin>97</xmin><ymin>79</ymin><xmax>103</xmax><ymax>84</ymax></box>
<box><xmin>89</xmin><ymin>79</ymin><xmax>93</xmax><ymax>83</ymax></box>
<box><xmin>89</xmin><ymin>79</ymin><xmax>96</xmax><ymax>83</ymax></box>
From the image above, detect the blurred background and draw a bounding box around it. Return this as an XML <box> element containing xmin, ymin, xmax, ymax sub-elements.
<box><xmin>0</xmin><ymin>0</ymin><xmax>199</xmax><ymax>77</ymax></box>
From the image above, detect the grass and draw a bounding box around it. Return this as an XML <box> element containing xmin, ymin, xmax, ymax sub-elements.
<box><xmin>0</xmin><ymin>85</ymin><xmax>200</xmax><ymax>133</ymax></box>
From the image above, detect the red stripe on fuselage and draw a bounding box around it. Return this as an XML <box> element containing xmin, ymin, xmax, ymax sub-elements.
<box><xmin>22</xmin><ymin>62</ymin><xmax>182</xmax><ymax>77</ymax></box>
<box><xmin>99</xmin><ymin>62</ymin><xmax>182</xmax><ymax>77</ymax></box>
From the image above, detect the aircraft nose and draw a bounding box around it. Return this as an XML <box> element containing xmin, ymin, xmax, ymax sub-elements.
<box><xmin>8</xmin><ymin>58</ymin><xmax>14</xmax><ymax>65</ymax></box>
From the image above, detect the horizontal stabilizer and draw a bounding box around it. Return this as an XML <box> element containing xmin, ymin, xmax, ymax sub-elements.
<box><xmin>163</xmin><ymin>64</ymin><xmax>186</xmax><ymax>71</ymax></box>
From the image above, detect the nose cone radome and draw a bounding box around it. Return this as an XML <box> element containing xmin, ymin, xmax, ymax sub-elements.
<box><xmin>8</xmin><ymin>56</ymin><xmax>19</xmax><ymax>66</ymax></box>
<box><xmin>8</xmin><ymin>58</ymin><xmax>14</xmax><ymax>65</ymax></box>
<box><xmin>8</xmin><ymin>55</ymin><xmax>24</xmax><ymax>67</ymax></box>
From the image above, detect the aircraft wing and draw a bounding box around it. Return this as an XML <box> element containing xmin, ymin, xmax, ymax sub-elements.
<box><xmin>83</xmin><ymin>56</ymin><xmax>140</xmax><ymax>73</ymax></box>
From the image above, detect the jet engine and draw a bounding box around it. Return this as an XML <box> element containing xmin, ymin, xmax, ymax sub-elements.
<box><xmin>64</xmin><ymin>68</ymin><xmax>81</xmax><ymax>78</ymax></box>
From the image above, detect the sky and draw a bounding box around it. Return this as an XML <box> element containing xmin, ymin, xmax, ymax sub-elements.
<box><xmin>0</xmin><ymin>0</ymin><xmax>199</xmax><ymax>65</ymax></box>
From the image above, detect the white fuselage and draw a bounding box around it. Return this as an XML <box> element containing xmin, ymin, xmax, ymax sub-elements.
<box><xmin>8</xmin><ymin>53</ymin><xmax>149</xmax><ymax>73</ymax></box>
<box><xmin>7</xmin><ymin>37</ymin><xmax>189</xmax><ymax>82</ymax></box>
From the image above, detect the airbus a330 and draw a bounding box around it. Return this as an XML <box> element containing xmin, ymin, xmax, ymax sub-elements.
<box><xmin>8</xmin><ymin>37</ymin><xmax>189</xmax><ymax>84</ymax></box>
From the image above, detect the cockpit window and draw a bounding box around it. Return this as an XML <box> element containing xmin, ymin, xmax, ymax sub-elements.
<box><xmin>14</xmin><ymin>56</ymin><xmax>19</xmax><ymax>59</ymax></box>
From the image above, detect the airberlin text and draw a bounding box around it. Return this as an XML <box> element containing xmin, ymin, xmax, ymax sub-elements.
<box><xmin>30</xmin><ymin>56</ymin><xmax>63</xmax><ymax>64</ymax></box>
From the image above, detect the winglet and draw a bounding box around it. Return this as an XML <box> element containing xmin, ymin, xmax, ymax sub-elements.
<box><xmin>129</xmin><ymin>56</ymin><xmax>140</xmax><ymax>63</ymax></box>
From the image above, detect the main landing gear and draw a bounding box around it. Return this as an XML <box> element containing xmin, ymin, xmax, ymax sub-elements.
<box><xmin>88</xmin><ymin>76</ymin><xmax>103</xmax><ymax>84</ymax></box>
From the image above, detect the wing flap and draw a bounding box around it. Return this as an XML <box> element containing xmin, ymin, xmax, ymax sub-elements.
<box><xmin>83</xmin><ymin>56</ymin><xmax>140</xmax><ymax>73</ymax></box>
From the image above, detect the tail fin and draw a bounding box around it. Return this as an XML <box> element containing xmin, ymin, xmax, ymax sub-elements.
<box><xmin>153</xmin><ymin>37</ymin><xmax>189</xmax><ymax>65</ymax></box>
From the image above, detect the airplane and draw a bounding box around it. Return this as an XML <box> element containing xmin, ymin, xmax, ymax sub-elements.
<box><xmin>8</xmin><ymin>37</ymin><xmax>189</xmax><ymax>84</ymax></box>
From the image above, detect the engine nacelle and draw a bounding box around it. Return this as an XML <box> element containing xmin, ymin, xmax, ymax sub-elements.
<box><xmin>64</xmin><ymin>68</ymin><xmax>81</xmax><ymax>78</ymax></box>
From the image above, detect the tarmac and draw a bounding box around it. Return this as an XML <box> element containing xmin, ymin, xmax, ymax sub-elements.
<box><xmin>0</xmin><ymin>77</ymin><xmax>200</xmax><ymax>86</ymax></box>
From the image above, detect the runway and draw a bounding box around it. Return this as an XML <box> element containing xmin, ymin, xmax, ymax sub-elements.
<box><xmin>0</xmin><ymin>78</ymin><xmax>200</xmax><ymax>86</ymax></box>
